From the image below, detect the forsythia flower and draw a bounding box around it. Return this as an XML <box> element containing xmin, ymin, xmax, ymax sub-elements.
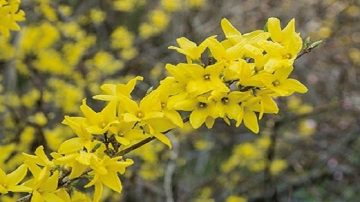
<box><xmin>0</xmin><ymin>165</ymin><xmax>30</xmax><ymax>194</ymax></box>
<box><xmin>84</xmin><ymin>156</ymin><xmax>133</xmax><ymax>201</ymax></box>
<box><xmin>168</xmin><ymin>37</ymin><xmax>212</xmax><ymax>63</ymax></box>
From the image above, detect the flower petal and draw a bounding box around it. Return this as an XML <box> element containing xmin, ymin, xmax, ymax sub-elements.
<box><xmin>244</xmin><ymin>110</ymin><xmax>259</xmax><ymax>133</ymax></box>
<box><xmin>190</xmin><ymin>109</ymin><xmax>208</xmax><ymax>129</ymax></box>
<box><xmin>8</xmin><ymin>164</ymin><xmax>28</xmax><ymax>186</ymax></box>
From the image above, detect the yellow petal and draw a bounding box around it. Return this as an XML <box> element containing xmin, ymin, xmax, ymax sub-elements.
<box><xmin>43</xmin><ymin>192</ymin><xmax>66</xmax><ymax>202</ymax></box>
<box><xmin>144</xmin><ymin>112</ymin><xmax>164</xmax><ymax>120</ymax></box>
<box><xmin>173</xmin><ymin>98</ymin><xmax>197</xmax><ymax>111</ymax></box>
<box><xmin>147</xmin><ymin>118</ymin><xmax>175</xmax><ymax>132</ymax></box>
<box><xmin>92</xmin><ymin>94</ymin><xmax>116</xmax><ymax>101</ymax></box>
<box><xmin>69</xmin><ymin>164</ymin><xmax>88</xmax><ymax>179</ymax></box>
<box><xmin>80</xmin><ymin>99</ymin><xmax>100</xmax><ymax>124</ymax></box>
<box><xmin>190</xmin><ymin>109</ymin><xmax>208</xmax><ymax>129</ymax></box>
<box><xmin>221</xmin><ymin>18</ymin><xmax>241</xmax><ymax>38</ymax></box>
<box><xmin>54</xmin><ymin>189</ymin><xmax>71</xmax><ymax>201</ymax></box>
<box><xmin>206</xmin><ymin>37</ymin><xmax>226</xmax><ymax>61</ymax></box>
<box><xmin>31</xmin><ymin>190</ymin><xmax>44</xmax><ymax>202</ymax></box>
<box><xmin>205</xmin><ymin>117</ymin><xmax>215</xmax><ymax>128</ymax></box>
<box><xmin>115</xmin><ymin>136</ymin><xmax>131</xmax><ymax>146</ymax></box>
<box><xmin>283</xmin><ymin>18</ymin><xmax>296</xmax><ymax>37</ymax></box>
<box><xmin>41</xmin><ymin>171</ymin><xmax>59</xmax><ymax>192</ymax></box>
<box><xmin>8</xmin><ymin>185</ymin><xmax>32</xmax><ymax>193</ymax></box>
<box><xmin>166</xmin><ymin>64</ymin><xmax>189</xmax><ymax>82</ymax></box>
<box><xmin>153</xmin><ymin>132</ymin><xmax>172</xmax><ymax>149</ymax></box>
<box><xmin>93</xmin><ymin>182</ymin><xmax>103</xmax><ymax>202</ymax></box>
<box><xmin>101</xmin><ymin>101</ymin><xmax>117</xmax><ymax>123</ymax></box>
<box><xmin>119</xmin><ymin>97</ymin><xmax>139</xmax><ymax>114</ymax></box>
<box><xmin>262</xmin><ymin>96</ymin><xmax>279</xmax><ymax>114</ymax></box>
<box><xmin>165</xmin><ymin>110</ymin><xmax>183</xmax><ymax>128</ymax></box>
<box><xmin>123</xmin><ymin>76</ymin><xmax>143</xmax><ymax>96</ymax></box>
<box><xmin>235</xmin><ymin>108</ymin><xmax>244</xmax><ymax>127</ymax></box>
<box><xmin>0</xmin><ymin>168</ymin><xmax>7</xmax><ymax>180</ymax></box>
<box><xmin>267</xmin><ymin>17</ymin><xmax>282</xmax><ymax>42</ymax></box>
<box><xmin>122</xmin><ymin>113</ymin><xmax>140</xmax><ymax>122</ymax></box>
<box><xmin>58</xmin><ymin>138</ymin><xmax>82</xmax><ymax>154</ymax></box>
<box><xmin>8</xmin><ymin>164</ymin><xmax>28</xmax><ymax>186</ymax></box>
<box><xmin>244</xmin><ymin>110</ymin><xmax>259</xmax><ymax>133</ymax></box>
<box><xmin>284</xmin><ymin>79</ymin><xmax>308</xmax><ymax>93</ymax></box>
<box><xmin>100</xmin><ymin>172</ymin><xmax>122</xmax><ymax>193</ymax></box>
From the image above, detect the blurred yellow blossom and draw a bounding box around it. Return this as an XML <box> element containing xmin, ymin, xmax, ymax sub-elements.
<box><xmin>90</xmin><ymin>9</ymin><xmax>106</xmax><ymax>24</ymax></box>
<box><xmin>161</xmin><ymin>0</ymin><xmax>180</xmax><ymax>12</ymax></box>
<box><xmin>226</xmin><ymin>195</ymin><xmax>247</xmax><ymax>202</ymax></box>
<box><xmin>270</xmin><ymin>159</ymin><xmax>287</xmax><ymax>175</ymax></box>
<box><xmin>0</xmin><ymin>0</ymin><xmax>25</xmax><ymax>37</ymax></box>
<box><xmin>187</xmin><ymin>0</ymin><xmax>206</xmax><ymax>8</ymax></box>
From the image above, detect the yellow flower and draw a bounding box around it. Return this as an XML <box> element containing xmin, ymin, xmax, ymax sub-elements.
<box><xmin>266</xmin><ymin>17</ymin><xmax>302</xmax><ymax>59</ymax></box>
<box><xmin>211</xmin><ymin>91</ymin><xmax>249</xmax><ymax>125</ymax></box>
<box><xmin>52</xmin><ymin>150</ymin><xmax>96</xmax><ymax>179</ymax></box>
<box><xmin>23</xmin><ymin>165</ymin><xmax>61</xmax><ymax>202</ymax></box>
<box><xmin>23</xmin><ymin>146</ymin><xmax>54</xmax><ymax>168</ymax></box>
<box><xmin>168</xmin><ymin>37</ymin><xmax>211</xmax><ymax>62</ymax></box>
<box><xmin>93</xmin><ymin>76</ymin><xmax>143</xmax><ymax>101</ymax></box>
<box><xmin>150</xmin><ymin>81</ymin><xmax>184</xmax><ymax>128</ymax></box>
<box><xmin>261</xmin><ymin>66</ymin><xmax>308</xmax><ymax>96</ymax></box>
<box><xmin>80</xmin><ymin>100</ymin><xmax>119</xmax><ymax>134</ymax></box>
<box><xmin>166</xmin><ymin>62</ymin><xmax>229</xmax><ymax>95</ymax></box>
<box><xmin>223</xmin><ymin>60</ymin><xmax>262</xmax><ymax>87</ymax></box>
<box><xmin>119</xmin><ymin>92</ymin><xmax>173</xmax><ymax>148</ymax></box>
<box><xmin>173</xmin><ymin>95</ymin><xmax>217</xmax><ymax>129</ymax></box>
<box><xmin>85</xmin><ymin>156</ymin><xmax>133</xmax><ymax>202</ymax></box>
<box><xmin>0</xmin><ymin>0</ymin><xmax>25</xmax><ymax>37</ymax></box>
<box><xmin>0</xmin><ymin>165</ymin><xmax>31</xmax><ymax>194</ymax></box>
<box><xmin>60</xmin><ymin>116</ymin><xmax>93</xmax><ymax>153</ymax></box>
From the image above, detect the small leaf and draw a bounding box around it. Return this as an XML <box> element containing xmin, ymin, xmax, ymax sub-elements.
<box><xmin>309</xmin><ymin>40</ymin><xmax>323</xmax><ymax>49</ymax></box>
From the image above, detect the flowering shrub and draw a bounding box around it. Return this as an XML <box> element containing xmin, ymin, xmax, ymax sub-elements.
<box><xmin>0</xmin><ymin>0</ymin><xmax>325</xmax><ymax>201</ymax></box>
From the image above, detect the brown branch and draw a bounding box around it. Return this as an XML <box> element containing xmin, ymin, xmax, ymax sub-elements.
<box><xmin>115</xmin><ymin>117</ymin><xmax>189</xmax><ymax>157</ymax></box>
<box><xmin>115</xmin><ymin>136</ymin><xmax>156</xmax><ymax>157</ymax></box>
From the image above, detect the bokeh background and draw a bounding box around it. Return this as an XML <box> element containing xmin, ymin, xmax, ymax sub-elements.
<box><xmin>1</xmin><ymin>0</ymin><xmax>359</xmax><ymax>201</ymax></box>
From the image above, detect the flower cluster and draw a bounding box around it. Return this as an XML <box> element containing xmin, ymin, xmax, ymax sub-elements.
<box><xmin>0</xmin><ymin>0</ymin><xmax>25</xmax><ymax>37</ymax></box>
<box><xmin>0</xmin><ymin>16</ymin><xmax>309</xmax><ymax>202</ymax></box>
<box><xmin>166</xmin><ymin>18</ymin><xmax>307</xmax><ymax>133</ymax></box>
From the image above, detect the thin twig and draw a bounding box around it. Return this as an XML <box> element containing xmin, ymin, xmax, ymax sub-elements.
<box><xmin>115</xmin><ymin>136</ymin><xmax>156</xmax><ymax>157</ymax></box>
<box><xmin>115</xmin><ymin>117</ymin><xmax>189</xmax><ymax>157</ymax></box>
<box><xmin>296</xmin><ymin>40</ymin><xmax>323</xmax><ymax>60</ymax></box>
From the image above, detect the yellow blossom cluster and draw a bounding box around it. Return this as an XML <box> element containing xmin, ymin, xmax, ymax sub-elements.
<box><xmin>166</xmin><ymin>18</ymin><xmax>307</xmax><ymax>133</ymax></box>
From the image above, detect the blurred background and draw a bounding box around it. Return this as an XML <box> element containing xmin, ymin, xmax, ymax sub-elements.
<box><xmin>0</xmin><ymin>0</ymin><xmax>359</xmax><ymax>201</ymax></box>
